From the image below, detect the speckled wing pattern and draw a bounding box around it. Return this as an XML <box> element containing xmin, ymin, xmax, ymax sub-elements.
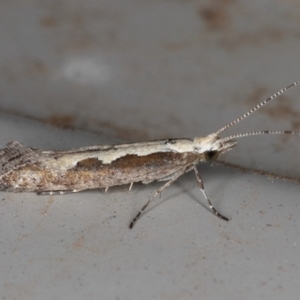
<box><xmin>0</xmin><ymin>140</ymin><xmax>200</xmax><ymax>193</ymax></box>
<box><xmin>0</xmin><ymin>141</ymin><xmax>39</xmax><ymax>177</ymax></box>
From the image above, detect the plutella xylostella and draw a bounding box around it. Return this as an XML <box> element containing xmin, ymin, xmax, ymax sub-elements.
<box><xmin>1</xmin><ymin>81</ymin><xmax>300</xmax><ymax>228</ymax></box>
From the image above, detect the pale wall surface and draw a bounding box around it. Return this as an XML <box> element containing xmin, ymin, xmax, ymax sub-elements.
<box><xmin>1</xmin><ymin>1</ymin><xmax>300</xmax><ymax>299</ymax></box>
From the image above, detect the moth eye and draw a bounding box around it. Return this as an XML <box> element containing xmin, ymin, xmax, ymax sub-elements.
<box><xmin>204</xmin><ymin>150</ymin><xmax>219</xmax><ymax>161</ymax></box>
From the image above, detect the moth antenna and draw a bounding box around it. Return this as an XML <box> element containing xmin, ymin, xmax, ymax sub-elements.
<box><xmin>220</xmin><ymin>130</ymin><xmax>300</xmax><ymax>143</ymax></box>
<box><xmin>216</xmin><ymin>81</ymin><xmax>300</xmax><ymax>135</ymax></box>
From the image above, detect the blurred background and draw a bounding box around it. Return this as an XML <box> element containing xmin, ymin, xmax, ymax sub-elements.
<box><xmin>1</xmin><ymin>0</ymin><xmax>300</xmax><ymax>173</ymax></box>
<box><xmin>1</xmin><ymin>1</ymin><xmax>300</xmax><ymax>299</ymax></box>
<box><xmin>1</xmin><ymin>1</ymin><xmax>300</xmax><ymax>172</ymax></box>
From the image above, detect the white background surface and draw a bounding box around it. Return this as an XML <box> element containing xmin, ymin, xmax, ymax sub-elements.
<box><xmin>1</xmin><ymin>1</ymin><xmax>300</xmax><ymax>299</ymax></box>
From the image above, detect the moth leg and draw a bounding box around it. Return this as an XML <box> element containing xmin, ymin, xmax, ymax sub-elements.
<box><xmin>193</xmin><ymin>166</ymin><xmax>229</xmax><ymax>221</ymax></box>
<box><xmin>129</xmin><ymin>168</ymin><xmax>187</xmax><ymax>229</ymax></box>
<box><xmin>128</xmin><ymin>182</ymin><xmax>134</xmax><ymax>191</ymax></box>
<box><xmin>37</xmin><ymin>190</ymin><xmax>80</xmax><ymax>195</ymax></box>
<box><xmin>104</xmin><ymin>187</ymin><xmax>109</xmax><ymax>194</ymax></box>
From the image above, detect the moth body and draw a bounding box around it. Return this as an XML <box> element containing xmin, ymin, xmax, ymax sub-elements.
<box><xmin>0</xmin><ymin>136</ymin><xmax>235</xmax><ymax>193</ymax></box>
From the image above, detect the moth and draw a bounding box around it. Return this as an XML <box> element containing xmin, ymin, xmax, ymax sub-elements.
<box><xmin>1</xmin><ymin>81</ymin><xmax>299</xmax><ymax>228</ymax></box>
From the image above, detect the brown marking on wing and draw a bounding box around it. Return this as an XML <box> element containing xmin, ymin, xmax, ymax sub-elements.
<box><xmin>76</xmin><ymin>157</ymin><xmax>99</xmax><ymax>167</ymax></box>
<box><xmin>0</xmin><ymin>152</ymin><xmax>202</xmax><ymax>192</ymax></box>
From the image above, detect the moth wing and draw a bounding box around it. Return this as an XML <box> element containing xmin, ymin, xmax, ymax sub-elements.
<box><xmin>141</xmin><ymin>173</ymin><xmax>178</xmax><ymax>184</ymax></box>
<box><xmin>156</xmin><ymin>172</ymin><xmax>182</xmax><ymax>182</ymax></box>
<box><xmin>0</xmin><ymin>141</ymin><xmax>40</xmax><ymax>176</ymax></box>
<box><xmin>155</xmin><ymin>163</ymin><xmax>196</xmax><ymax>183</ymax></box>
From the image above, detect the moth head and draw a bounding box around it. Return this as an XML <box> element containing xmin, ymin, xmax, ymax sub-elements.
<box><xmin>193</xmin><ymin>134</ymin><xmax>237</xmax><ymax>159</ymax></box>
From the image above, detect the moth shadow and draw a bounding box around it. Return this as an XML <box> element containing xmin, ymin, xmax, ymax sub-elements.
<box><xmin>176</xmin><ymin>164</ymin><xmax>237</xmax><ymax>216</ymax></box>
<box><xmin>130</xmin><ymin>163</ymin><xmax>240</xmax><ymax>221</ymax></box>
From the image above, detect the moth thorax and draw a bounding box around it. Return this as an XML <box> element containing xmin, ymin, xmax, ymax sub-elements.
<box><xmin>193</xmin><ymin>134</ymin><xmax>221</xmax><ymax>151</ymax></box>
